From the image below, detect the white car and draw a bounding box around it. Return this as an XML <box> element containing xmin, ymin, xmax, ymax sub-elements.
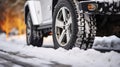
<box><xmin>24</xmin><ymin>0</ymin><xmax>120</xmax><ymax>50</ymax></box>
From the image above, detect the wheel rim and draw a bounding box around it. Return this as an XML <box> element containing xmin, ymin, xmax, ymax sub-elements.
<box><xmin>55</xmin><ymin>7</ymin><xmax>72</xmax><ymax>46</ymax></box>
<box><xmin>26</xmin><ymin>15</ymin><xmax>31</xmax><ymax>44</ymax></box>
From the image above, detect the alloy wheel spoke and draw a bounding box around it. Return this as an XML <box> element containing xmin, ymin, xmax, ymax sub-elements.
<box><xmin>62</xmin><ymin>7</ymin><xmax>67</xmax><ymax>22</ymax></box>
<box><xmin>56</xmin><ymin>19</ymin><xmax>64</xmax><ymax>28</ymax></box>
<box><xmin>58</xmin><ymin>29</ymin><xmax>66</xmax><ymax>43</ymax></box>
<box><xmin>67</xmin><ymin>16</ymin><xmax>72</xmax><ymax>25</ymax></box>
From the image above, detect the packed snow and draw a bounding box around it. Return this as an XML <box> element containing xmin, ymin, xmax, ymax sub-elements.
<box><xmin>0</xmin><ymin>33</ymin><xmax>120</xmax><ymax>67</ymax></box>
<box><xmin>93</xmin><ymin>36</ymin><xmax>120</xmax><ymax>50</ymax></box>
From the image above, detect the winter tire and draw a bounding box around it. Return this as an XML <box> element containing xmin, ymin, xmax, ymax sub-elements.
<box><xmin>76</xmin><ymin>14</ymin><xmax>96</xmax><ymax>50</ymax></box>
<box><xmin>52</xmin><ymin>0</ymin><xmax>78</xmax><ymax>49</ymax></box>
<box><xmin>26</xmin><ymin>12</ymin><xmax>43</xmax><ymax>47</ymax></box>
<box><xmin>53</xmin><ymin>0</ymin><xmax>96</xmax><ymax>50</ymax></box>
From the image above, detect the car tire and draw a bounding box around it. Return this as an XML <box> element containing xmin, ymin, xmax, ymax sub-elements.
<box><xmin>52</xmin><ymin>0</ymin><xmax>96</xmax><ymax>50</ymax></box>
<box><xmin>52</xmin><ymin>0</ymin><xmax>78</xmax><ymax>49</ymax></box>
<box><xmin>76</xmin><ymin>14</ymin><xmax>96</xmax><ymax>49</ymax></box>
<box><xmin>26</xmin><ymin>12</ymin><xmax>43</xmax><ymax>47</ymax></box>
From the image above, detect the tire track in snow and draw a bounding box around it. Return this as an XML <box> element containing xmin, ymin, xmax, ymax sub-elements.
<box><xmin>0</xmin><ymin>51</ymin><xmax>38</xmax><ymax>67</ymax></box>
<box><xmin>0</xmin><ymin>50</ymin><xmax>71</xmax><ymax>67</ymax></box>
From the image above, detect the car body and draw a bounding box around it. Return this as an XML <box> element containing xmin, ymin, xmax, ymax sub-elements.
<box><xmin>25</xmin><ymin>0</ymin><xmax>120</xmax><ymax>25</ymax></box>
<box><xmin>24</xmin><ymin>0</ymin><xmax>120</xmax><ymax>50</ymax></box>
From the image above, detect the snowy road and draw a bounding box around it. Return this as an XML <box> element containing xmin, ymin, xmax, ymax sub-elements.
<box><xmin>0</xmin><ymin>34</ymin><xmax>70</xmax><ymax>67</ymax></box>
<box><xmin>0</xmin><ymin>50</ymin><xmax>70</xmax><ymax>67</ymax></box>
<box><xmin>0</xmin><ymin>51</ymin><xmax>34</xmax><ymax>67</ymax></box>
<box><xmin>0</xmin><ymin>33</ymin><xmax>120</xmax><ymax>67</ymax></box>
<box><xmin>0</xmin><ymin>52</ymin><xmax>23</xmax><ymax>67</ymax></box>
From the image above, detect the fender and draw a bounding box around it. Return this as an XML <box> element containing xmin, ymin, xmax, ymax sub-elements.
<box><xmin>24</xmin><ymin>0</ymin><xmax>42</xmax><ymax>25</ymax></box>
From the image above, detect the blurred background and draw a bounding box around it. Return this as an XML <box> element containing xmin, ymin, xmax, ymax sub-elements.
<box><xmin>0</xmin><ymin>0</ymin><xmax>26</xmax><ymax>36</ymax></box>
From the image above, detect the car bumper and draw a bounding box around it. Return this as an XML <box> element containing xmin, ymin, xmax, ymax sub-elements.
<box><xmin>79</xmin><ymin>1</ymin><xmax>120</xmax><ymax>15</ymax></box>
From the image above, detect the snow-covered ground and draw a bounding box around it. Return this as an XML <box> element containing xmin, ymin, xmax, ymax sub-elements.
<box><xmin>0</xmin><ymin>33</ymin><xmax>120</xmax><ymax>67</ymax></box>
<box><xmin>93</xmin><ymin>36</ymin><xmax>120</xmax><ymax>50</ymax></box>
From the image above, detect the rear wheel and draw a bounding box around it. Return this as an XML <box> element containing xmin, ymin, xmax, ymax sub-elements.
<box><xmin>53</xmin><ymin>0</ymin><xmax>78</xmax><ymax>49</ymax></box>
<box><xmin>26</xmin><ymin>12</ymin><xmax>43</xmax><ymax>47</ymax></box>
